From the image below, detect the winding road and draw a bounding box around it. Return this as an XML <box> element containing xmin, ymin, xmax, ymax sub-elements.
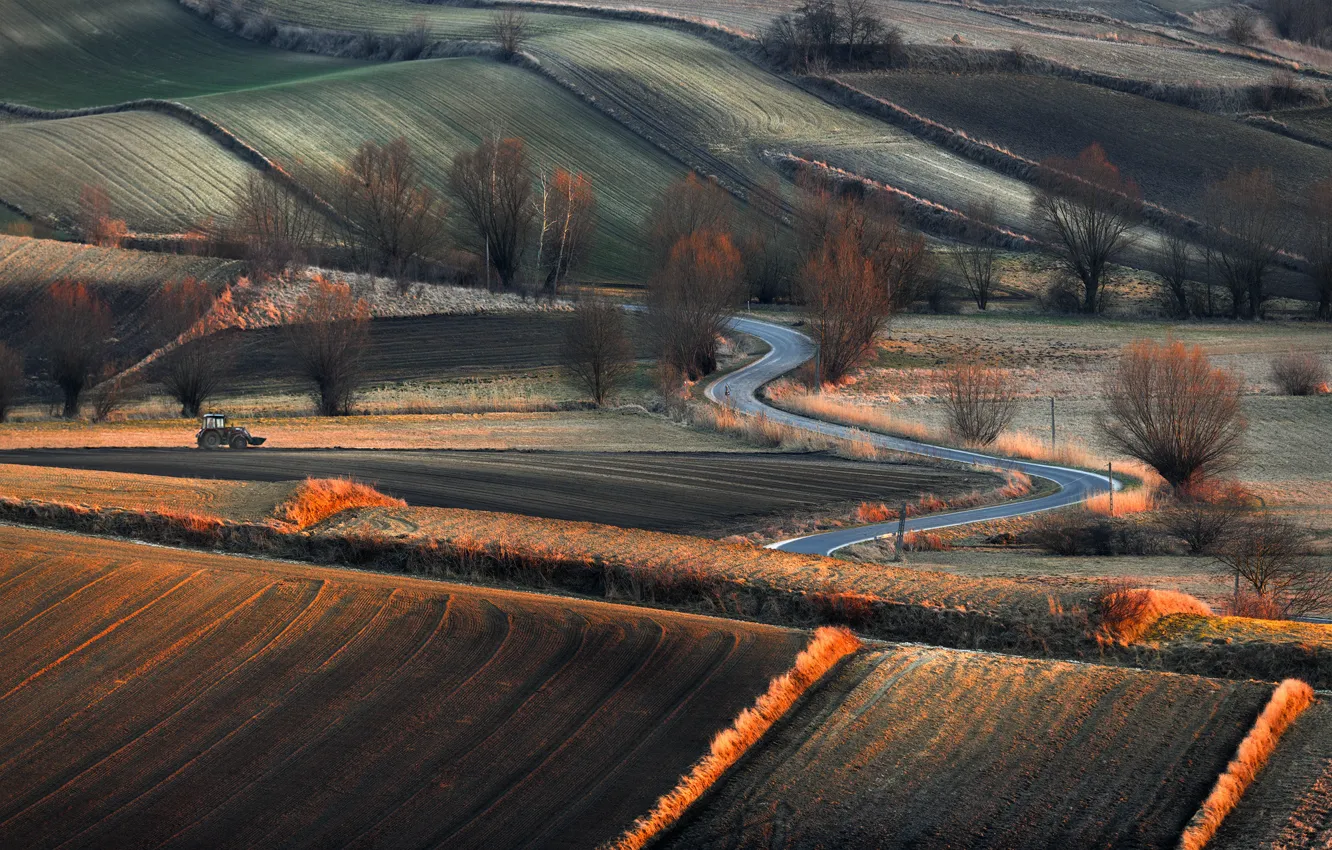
<box><xmin>713</xmin><ymin>315</ymin><xmax>1115</xmax><ymax>556</ymax></box>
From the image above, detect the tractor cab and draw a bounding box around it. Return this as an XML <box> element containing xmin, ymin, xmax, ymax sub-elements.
<box><xmin>196</xmin><ymin>413</ymin><xmax>267</xmax><ymax>450</ymax></box>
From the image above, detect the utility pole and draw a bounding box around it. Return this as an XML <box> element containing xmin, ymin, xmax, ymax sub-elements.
<box><xmin>1050</xmin><ymin>397</ymin><xmax>1056</xmax><ymax>448</ymax></box>
<box><xmin>1107</xmin><ymin>462</ymin><xmax>1114</xmax><ymax>517</ymax></box>
<box><xmin>894</xmin><ymin>502</ymin><xmax>907</xmax><ymax>562</ymax></box>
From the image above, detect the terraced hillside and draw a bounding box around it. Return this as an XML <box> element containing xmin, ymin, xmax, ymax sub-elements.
<box><xmin>663</xmin><ymin>645</ymin><xmax>1275</xmax><ymax>850</ymax></box>
<box><xmin>0</xmin><ymin>524</ymin><xmax>809</xmax><ymax>849</ymax></box>
<box><xmin>842</xmin><ymin>72</ymin><xmax>1332</xmax><ymax>223</ymax></box>
<box><xmin>0</xmin><ymin>0</ymin><xmax>357</xmax><ymax>107</ymax></box>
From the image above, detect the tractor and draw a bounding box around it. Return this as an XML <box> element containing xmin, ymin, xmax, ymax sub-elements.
<box><xmin>196</xmin><ymin>413</ymin><xmax>267</xmax><ymax>449</ymax></box>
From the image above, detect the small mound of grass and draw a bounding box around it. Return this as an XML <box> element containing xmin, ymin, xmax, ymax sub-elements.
<box><xmin>273</xmin><ymin>478</ymin><xmax>405</xmax><ymax>529</ymax></box>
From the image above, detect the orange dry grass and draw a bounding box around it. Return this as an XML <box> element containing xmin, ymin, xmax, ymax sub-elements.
<box><xmin>1099</xmin><ymin>588</ymin><xmax>1213</xmax><ymax>644</ymax></box>
<box><xmin>1085</xmin><ymin>486</ymin><xmax>1159</xmax><ymax>517</ymax></box>
<box><xmin>605</xmin><ymin>627</ymin><xmax>861</xmax><ymax>850</ymax></box>
<box><xmin>1178</xmin><ymin>678</ymin><xmax>1316</xmax><ymax>850</ymax></box>
<box><xmin>273</xmin><ymin>478</ymin><xmax>405</xmax><ymax>529</ymax></box>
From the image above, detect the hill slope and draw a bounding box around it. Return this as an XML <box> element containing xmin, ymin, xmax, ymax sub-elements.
<box><xmin>663</xmin><ymin>645</ymin><xmax>1273</xmax><ymax>850</ymax></box>
<box><xmin>0</xmin><ymin>524</ymin><xmax>808</xmax><ymax>849</ymax></box>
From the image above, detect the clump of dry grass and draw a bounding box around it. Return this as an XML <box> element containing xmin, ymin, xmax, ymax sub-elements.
<box><xmin>1095</xmin><ymin>582</ymin><xmax>1213</xmax><ymax>644</ymax></box>
<box><xmin>605</xmin><ymin>627</ymin><xmax>861</xmax><ymax>850</ymax></box>
<box><xmin>1085</xmin><ymin>486</ymin><xmax>1159</xmax><ymax>517</ymax></box>
<box><xmin>273</xmin><ymin>478</ymin><xmax>405</xmax><ymax>529</ymax></box>
<box><xmin>691</xmin><ymin>403</ymin><xmax>884</xmax><ymax>461</ymax></box>
<box><xmin>1178</xmin><ymin>678</ymin><xmax>1316</xmax><ymax>850</ymax></box>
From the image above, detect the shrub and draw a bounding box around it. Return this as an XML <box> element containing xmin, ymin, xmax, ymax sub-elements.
<box><xmin>1102</xmin><ymin>339</ymin><xmax>1245</xmax><ymax>492</ymax></box>
<box><xmin>1213</xmin><ymin>513</ymin><xmax>1330</xmax><ymax>619</ymax></box>
<box><xmin>939</xmin><ymin>363</ymin><xmax>1019</xmax><ymax>446</ymax></box>
<box><xmin>1270</xmin><ymin>351</ymin><xmax>1328</xmax><ymax>395</ymax></box>
<box><xmin>284</xmin><ymin>278</ymin><xmax>370</xmax><ymax>416</ymax></box>
<box><xmin>562</xmin><ymin>297</ymin><xmax>634</xmax><ymax>406</ymax></box>
<box><xmin>273</xmin><ymin>478</ymin><xmax>405</xmax><ymax>529</ymax></box>
<box><xmin>1025</xmin><ymin>510</ymin><xmax>1174</xmax><ymax>557</ymax></box>
<box><xmin>33</xmin><ymin>281</ymin><xmax>112</xmax><ymax>418</ymax></box>
<box><xmin>1094</xmin><ymin>580</ymin><xmax>1213</xmax><ymax>644</ymax></box>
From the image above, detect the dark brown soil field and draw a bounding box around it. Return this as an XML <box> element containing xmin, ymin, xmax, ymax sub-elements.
<box><xmin>841</xmin><ymin>72</ymin><xmax>1332</xmax><ymax>225</ymax></box>
<box><xmin>663</xmin><ymin>645</ymin><xmax>1272</xmax><ymax>850</ymax></box>
<box><xmin>152</xmin><ymin>312</ymin><xmax>655</xmax><ymax>395</ymax></box>
<box><xmin>0</xmin><ymin>448</ymin><xmax>995</xmax><ymax>535</ymax></box>
<box><xmin>1212</xmin><ymin>700</ymin><xmax>1332</xmax><ymax>849</ymax></box>
<box><xmin>0</xmin><ymin>524</ymin><xmax>807</xmax><ymax>850</ymax></box>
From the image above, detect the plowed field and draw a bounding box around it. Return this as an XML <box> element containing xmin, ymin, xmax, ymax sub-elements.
<box><xmin>665</xmin><ymin>646</ymin><xmax>1273</xmax><ymax>850</ymax></box>
<box><xmin>0</xmin><ymin>524</ymin><xmax>808</xmax><ymax>849</ymax></box>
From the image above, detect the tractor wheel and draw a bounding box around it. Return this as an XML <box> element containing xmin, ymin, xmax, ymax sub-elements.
<box><xmin>200</xmin><ymin>431</ymin><xmax>221</xmax><ymax>450</ymax></box>
<box><xmin>230</xmin><ymin>435</ymin><xmax>248</xmax><ymax>449</ymax></box>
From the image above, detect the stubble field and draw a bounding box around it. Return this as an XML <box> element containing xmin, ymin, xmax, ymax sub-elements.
<box><xmin>0</xmin><ymin>524</ymin><xmax>808</xmax><ymax>849</ymax></box>
<box><xmin>664</xmin><ymin>644</ymin><xmax>1274</xmax><ymax>850</ymax></box>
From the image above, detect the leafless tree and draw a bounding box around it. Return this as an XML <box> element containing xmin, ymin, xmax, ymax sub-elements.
<box><xmin>491</xmin><ymin>10</ymin><xmax>530</xmax><ymax>57</ymax></box>
<box><xmin>0</xmin><ymin>342</ymin><xmax>22</xmax><ymax>422</ymax></box>
<box><xmin>1305</xmin><ymin>178</ymin><xmax>1332</xmax><ymax>320</ymax></box>
<box><xmin>1224</xmin><ymin>5</ymin><xmax>1260</xmax><ymax>44</ymax></box>
<box><xmin>647</xmin><ymin>231</ymin><xmax>743</xmax><ymax>380</ymax></box>
<box><xmin>33</xmin><ymin>281</ymin><xmax>111</xmax><ymax>418</ymax></box>
<box><xmin>1214</xmin><ymin>512</ymin><xmax>1330</xmax><ymax>619</ymax></box>
<box><xmin>939</xmin><ymin>363</ymin><xmax>1020</xmax><ymax>445</ymax></box>
<box><xmin>232</xmin><ymin>173</ymin><xmax>320</xmax><ymax>280</ymax></box>
<box><xmin>562</xmin><ymin>297</ymin><xmax>634</xmax><ymax>405</ymax></box>
<box><xmin>1157</xmin><ymin>232</ymin><xmax>1194</xmax><ymax>318</ymax></box>
<box><xmin>796</xmin><ymin>184</ymin><xmax>927</xmax><ymax>384</ymax></box>
<box><xmin>947</xmin><ymin>199</ymin><xmax>1000</xmax><ymax>311</ymax></box>
<box><xmin>152</xmin><ymin>278</ymin><xmax>224</xmax><ymax>417</ymax></box>
<box><xmin>534</xmin><ymin>168</ymin><xmax>596</xmax><ymax>295</ymax></box>
<box><xmin>1101</xmin><ymin>338</ymin><xmax>1246</xmax><ymax>493</ymax></box>
<box><xmin>450</xmin><ymin>136</ymin><xmax>533</xmax><ymax>290</ymax></box>
<box><xmin>77</xmin><ymin>184</ymin><xmax>128</xmax><ymax>249</ymax></box>
<box><xmin>1032</xmin><ymin>144</ymin><xmax>1142</xmax><ymax>313</ymax></box>
<box><xmin>1270</xmin><ymin>351</ymin><xmax>1328</xmax><ymax>395</ymax></box>
<box><xmin>285</xmin><ymin>278</ymin><xmax>370</xmax><ymax>416</ymax></box>
<box><xmin>739</xmin><ymin>174</ymin><xmax>793</xmax><ymax>304</ymax></box>
<box><xmin>89</xmin><ymin>369</ymin><xmax>139</xmax><ymax>424</ymax></box>
<box><xmin>1156</xmin><ymin>480</ymin><xmax>1252</xmax><ymax>554</ymax></box>
<box><xmin>1203</xmin><ymin>169</ymin><xmax>1289</xmax><ymax>320</ymax></box>
<box><xmin>645</xmin><ymin>173</ymin><xmax>734</xmax><ymax>267</ymax></box>
<box><xmin>332</xmin><ymin>137</ymin><xmax>449</xmax><ymax>282</ymax></box>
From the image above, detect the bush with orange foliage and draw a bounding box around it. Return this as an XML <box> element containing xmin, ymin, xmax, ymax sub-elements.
<box><xmin>77</xmin><ymin>184</ymin><xmax>128</xmax><ymax>249</ymax></box>
<box><xmin>649</xmin><ymin>230</ymin><xmax>744</xmax><ymax>380</ymax></box>
<box><xmin>1178</xmin><ymin>678</ymin><xmax>1315</xmax><ymax>850</ymax></box>
<box><xmin>605</xmin><ymin>626</ymin><xmax>861</xmax><ymax>850</ymax></box>
<box><xmin>1094</xmin><ymin>581</ymin><xmax>1213</xmax><ymax>644</ymax></box>
<box><xmin>273</xmin><ymin>478</ymin><xmax>405</xmax><ymax>529</ymax></box>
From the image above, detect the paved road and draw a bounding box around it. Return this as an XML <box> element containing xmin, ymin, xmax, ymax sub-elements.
<box><xmin>712</xmin><ymin>315</ymin><xmax>1114</xmax><ymax>555</ymax></box>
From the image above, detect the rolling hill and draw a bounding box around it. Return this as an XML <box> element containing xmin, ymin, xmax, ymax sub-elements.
<box><xmin>662</xmin><ymin>645</ymin><xmax>1276</xmax><ymax>850</ymax></box>
<box><xmin>0</xmin><ymin>523</ymin><xmax>809</xmax><ymax>849</ymax></box>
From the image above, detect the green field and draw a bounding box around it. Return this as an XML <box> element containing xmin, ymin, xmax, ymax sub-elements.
<box><xmin>0</xmin><ymin>0</ymin><xmax>359</xmax><ymax>108</ymax></box>
<box><xmin>843</xmin><ymin>71</ymin><xmax>1332</xmax><ymax>222</ymax></box>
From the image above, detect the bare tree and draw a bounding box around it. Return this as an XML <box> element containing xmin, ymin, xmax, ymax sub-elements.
<box><xmin>77</xmin><ymin>184</ymin><xmax>128</xmax><ymax>249</ymax></box>
<box><xmin>1224</xmin><ymin>5</ymin><xmax>1260</xmax><ymax>44</ymax></box>
<box><xmin>534</xmin><ymin>168</ymin><xmax>596</xmax><ymax>295</ymax></box>
<box><xmin>1305</xmin><ymin>178</ymin><xmax>1332</xmax><ymax>320</ymax></box>
<box><xmin>1203</xmin><ymin>169</ymin><xmax>1289</xmax><ymax>320</ymax></box>
<box><xmin>645</xmin><ymin>173</ymin><xmax>734</xmax><ymax>267</ymax></box>
<box><xmin>0</xmin><ymin>342</ymin><xmax>22</xmax><ymax>422</ymax></box>
<box><xmin>739</xmin><ymin>174</ymin><xmax>794</xmax><ymax>304</ymax></box>
<box><xmin>1032</xmin><ymin>144</ymin><xmax>1142</xmax><ymax>313</ymax></box>
<box><xmin>153</xmin><ymin>277</ymin><xmax>224</xmax><ymax>417</ymax></box>
<box><xmin>285</xmin><ymin>278</ymin><xmax>370</xmax><ymax>416</ymax></box>
<box><xmin>1270</xmin><ymin>351</ymin><xmax>1328</xmax><ymax>395</ymax></box>
<box><xmin>450</xmin><ymin>136</ymin><xmax>533</xmax><ymax>290</ymax></box>
<box><xmin>939</xmin><ymin>363</ymin><xmax>1020</xmax><ymax>446</ymax></box>
<box><xmin>562</xmin><ymin>297</ymin><xmax>634</xmax><ymax>405</ymax></box>
<box><xmin>491</xmin><ymin>10</ymin><xmax>530</xmax><ymax>57</ymax></box>
<box><xmin>333</xmin><ymin>137</ymin><xmax>449</xmax><ymax>281</ymax></box>
<box><xmin>33</xmin><ymin>281</ymin><xmax>111</xmax><ymax>418</ymax></box>
<box><xmin>232</xmin><ymin>173</ymin><xmax>320</xmax><ymax>280</ymax></box>
<box><xmin>647</xmin><ymin>231</ymin><xmax>743</xmax><ymax>380</ymax></box>
<box><xmin>1101</xmin><ymin>338</ymin><xmax>1246</xmax><ymax>493</ymax></box>
<box><xmin>1214</xmin><ymin>513</ymin><xmax>1330</xmax><ymax>619</ymax></box>
<box><xmin>947</xmin><ymin>199</ymin><xmax>1000</xmax><ymax>311</ymax></box>
<box><xmin>1157</xmin><ymin>232</ymin><xmax>1194</xmax><ymax>318</ymax></box>
<box><xmin>89</xmin><ymin>369</ymin><xmax>139</xmax><ymax>424</ymax></box>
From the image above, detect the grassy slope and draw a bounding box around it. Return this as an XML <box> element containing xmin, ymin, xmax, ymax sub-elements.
<box><xmin>842</xmin><ymin>71</ymin><xmax>1332</xmax><ymax>222</ymax></box>
<box><xmin>0</xmin><ymin>524</ymin><xmax>807</xmax><ymax>848</ymax></box>
<box><xmin>184</xmin><ymin>59</ymin><xmax>684</xmax><ymax>282</ymax></box>
<box><xmin>664</xmin><ymin>645</ymin><xmax>1273</xmax><ymax>850</ymax></box>
<box><xmin>0</xmin><ymin>0</ymin><xmax>358</xmax><ymax>107</ymax></box>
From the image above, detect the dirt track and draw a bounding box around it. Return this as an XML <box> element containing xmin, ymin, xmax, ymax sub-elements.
<box><xmin>0</xmin><ymin>448</ymin><xmax>994</xmax><ymax>535</ymax></box>
<box><xmin>0</xmin><ymin>525</ymin><xmax>806</xmax><ymax>850</ymax></box>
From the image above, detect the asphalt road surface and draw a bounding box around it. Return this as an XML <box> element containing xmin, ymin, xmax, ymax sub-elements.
<box><xmin>713</xmin><ymin>315</ymin><xmax>1114</xmax><ymax>555</ymax></box>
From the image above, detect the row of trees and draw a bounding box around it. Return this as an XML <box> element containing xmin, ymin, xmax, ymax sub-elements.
<box><xmin>231</xmin><ymin>135</ymin><xmax>595</xmax><ymax>295</ymax></box>
<box><xmin>1022</xmin><ymin>143</ymin><xmax>1325</xmax><ymax>320</ymax></box>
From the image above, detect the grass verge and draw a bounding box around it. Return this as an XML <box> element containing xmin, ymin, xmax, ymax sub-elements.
<box><xmin>603</xmin><ymin>626</ymin><xmax>861</xmax><ymax>850</ymax></box>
